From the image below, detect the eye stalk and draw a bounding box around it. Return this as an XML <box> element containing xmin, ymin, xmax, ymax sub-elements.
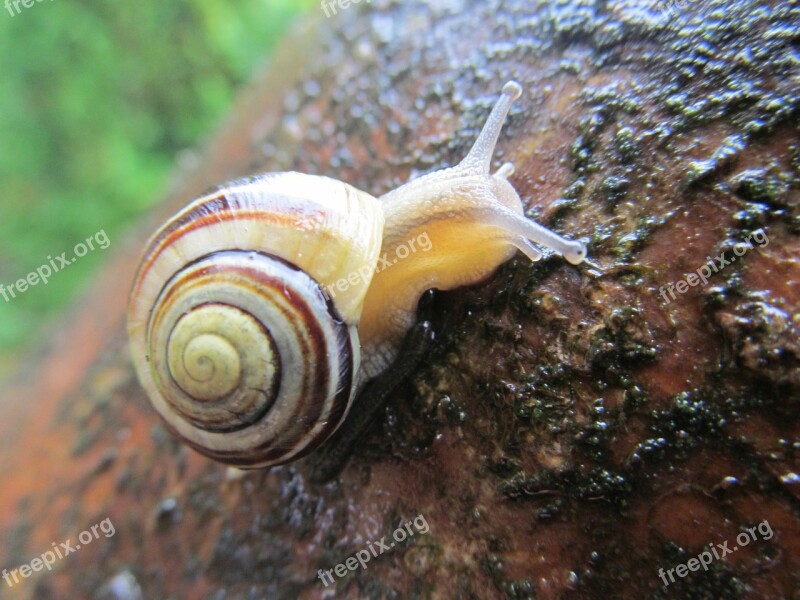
<box><xmin>564</xmin><ymin>241</ymin><xmax>588</xmax><ymax>265</ymax></box>
<box><xmin>459</xmin><ymin>81</ymin><xmax>523</xmax><ymax>175</ymax></box>
<box><xmin>455</xmin><ymin>79</ymin><xmax>589</xmax><ymax>267</ymax></box>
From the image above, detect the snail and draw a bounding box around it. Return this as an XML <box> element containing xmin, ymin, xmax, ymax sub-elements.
<box><xmin>127</xmin><ymin>81</ymin><xmax>589</xmax><ymax>471</ymax></box>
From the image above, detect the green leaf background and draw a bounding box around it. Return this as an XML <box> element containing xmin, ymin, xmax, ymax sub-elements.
<box><xmin>0</xmin><ymin>0</ymin><xmax>314</xmax><ymax>377</ymax></box>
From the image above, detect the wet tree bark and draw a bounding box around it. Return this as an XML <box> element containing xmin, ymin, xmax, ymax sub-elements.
<box><xmin>0</xmin><ymin>1</ymin><xmax>798</xmax><ymax>598</ymax></box>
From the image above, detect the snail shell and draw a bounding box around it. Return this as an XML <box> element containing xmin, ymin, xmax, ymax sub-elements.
<box><xmin>128</xmin><ymin>174</ymin><xmax>383</xmax><ymax>466</ymax></box>
<box><xmin>128</xmin><ymin>82</ymin><xmax>588</xmax><ymax>468</ymax></box>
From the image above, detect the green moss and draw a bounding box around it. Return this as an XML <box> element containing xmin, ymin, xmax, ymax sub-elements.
<box><xmin>575</xmin><ymin>398</ymin><xmax>614</xmax><ymax>461</ymax></box>
<box><xmin>612</xmin><ymin>215</ymin><xmax>664</xmax><ymax>262</ymax></box>
<box><xmin>613</xmin><ymin>126</ymin><xmax>639</xmax><ymax>164</ymax></box>
<box><xmin>562</xmin><ymin>179</ymin><xmax>587</xmax><ymax>199</ymax></box>
<box><xmin>685</xmin><ymin>134</ymin><xmax>747</xmax><ymax>186</ymax></box>
<box><xmin>588</xmin><ymin>307</ymin><xmax>658</xmax><ymax>374</ymax></box>
<box><xmin>500</xmin><ymin>466</ymin><xmax>633</xmax><ymax>510</ymax></box>
<box><xmin>730</xmin><ymin>168</ymin><xmax>791</xmax><ymax>207</ymax></box>
<box><xmin>628</xmin><ymin>391</ymin><xmax>727</xmax><ymax>466</ymax></box>
<box><xmin>505</xmin><ymin>580</ymin><xmax>537</xmax><ymax>599</ymax></box>
<box><xmin>599</xmin><ymin>174</ymin><xmax>630</xmax><ymax>207</ymax></box>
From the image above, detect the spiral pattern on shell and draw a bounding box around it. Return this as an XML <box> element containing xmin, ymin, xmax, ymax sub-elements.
<box><xmin>128</xmin><ymin>173</ymin><xmax>384</xmax><ymax>467</ymax></box>
<box><xmin>149</xmin><ymin>251</ymin><xmax>358</xmax><ymax>466</ymax></box>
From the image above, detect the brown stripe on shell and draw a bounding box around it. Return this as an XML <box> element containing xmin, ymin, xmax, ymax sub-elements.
<box><xmin>188</xmin><ymin>267</ymin><xmax>349</xmax><ymax>465</ymax></box>
<box><xmin>178</xmin><ymin>283</ymin><xmax>354</xmax><ymax>466</ymax></box>
<box><xmin>131</xmin><ymin>184</ymin><xmax>326</xmax><ymax>300</ymax></box>
<box><xmin>282</xmin><ymin>287</ymin><xmax>355</xmax><ymax>461</ymax></box>
<box><xmin>241</xmin><ymin>287</ymin><xmax>350</xmax><ymax>465</ymax></box>
<box><xmin>232</xmin><ymin>292</ymin><xmax>355</xmax><ymax>466</ymax></box>
<box><xmin>146</xmin><ymin>251</ymin><xmax>354</xmax><ymax>467</ymax></box>
<box><xmin>144</xmin><ymin>260</ymin><xmax>284</xmax><ymax>431</ymax></box>
<box><xmin>147</xmin><ymin>254</ymin><xmax>317</xmax><ymax>435</ymax></box>
<box><xmin>178</xmin><ymin>317</ymin><xmax>353</xmax><ymax>468</ymax></box>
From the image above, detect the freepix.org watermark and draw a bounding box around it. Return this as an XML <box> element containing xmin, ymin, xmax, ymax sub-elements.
<box><xmin>0</xmin><ymin>229</ymin><xmax>110</xmax><ymax>303</ymax></box>
<box><xmin>317</xmin><ymin>513</ymin><xmax>429</xmax><ymax>587</ymax></box>
<box><xmin>321</xmin><ymin>231</ymin><xmax>432</xmax><ymax>301</ymax></box>
<box><xmin>2</xmin><ymin>517</ymin><xmax>115</xmax><ymax>588</ymax></box>
<box><xmin>320</xmin><ymin>0</ymin><xmax>370</xmax><ymax>18</ymax></box>
<box><xmin>658</xmin><ymin>519</ymin><xmax>773</xmax><ymax>587</ymax></box>
<box><xmin>658</xmin><ymin>229</ymin><xmax>768</xmax><ymax>305</ymax></box>
<box><xmin>5</xmin><ymin>0</ymin><xmax>55</xmax><ymax>17</ymax></box>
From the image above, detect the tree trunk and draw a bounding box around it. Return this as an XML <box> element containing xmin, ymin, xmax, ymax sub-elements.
<box><xmin>1</xmin><ymin>1</ymin><xmax>798</xmax><ymax>598</ymax></box>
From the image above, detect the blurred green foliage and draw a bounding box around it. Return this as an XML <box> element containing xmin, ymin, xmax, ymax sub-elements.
<box><xmin>0</xmin><ymin>0</ymin><xmax>313</xmax><ymax>374</ymax></box>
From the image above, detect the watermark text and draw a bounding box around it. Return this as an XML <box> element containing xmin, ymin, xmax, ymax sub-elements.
<box><xmin>5</xmin><ymin>0</ymin><xmax>56</xmax><ymax>18</ymax></box>
<box><xmin>321</xmin><ymin>0</ymin><xmax>371</xmax><ymax>18</ymax></box>
<box><xmin>321</xmin><ymin>231</ymin><xmax>432</xmax><ymax>301</ymax></box>
<box><xmin>317</xmin><ymin>513</ymin><xmax>429</xmax><ymax>586</ymax></box>
<box><xmin>659</xmin><ymin>229</ymin><xmax>768</xmax><ymax>305</ymax></box>
<box><xmin>0</xmin><ymin>229</ymin><xmax>110</xmax><ymax>303</ymax></box>
<box><xmin>658</xmin><ymin>519</ymin><xmax>773</xmax><ymax>587</ymax></box>
<box><xmin>2</xmin><ymin>517</ymin><xmax>116</xmax><ymax>587</ymax></box>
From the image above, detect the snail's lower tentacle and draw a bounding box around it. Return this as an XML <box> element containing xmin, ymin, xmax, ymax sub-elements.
<box><xmin>308</xmin><ymin>292</ymin><xmax>438</xmax><ymax>483</ymax></box>
<box><xmin>495</xmin><ymin>162</ymin><xmax>515</xmax><ymax>180</ymax></box>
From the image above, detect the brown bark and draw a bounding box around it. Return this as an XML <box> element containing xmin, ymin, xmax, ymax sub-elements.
<box><xmin>1</xmin><ymin>0</ymin><xmax>798</xmax><ymax>598</ymax></box>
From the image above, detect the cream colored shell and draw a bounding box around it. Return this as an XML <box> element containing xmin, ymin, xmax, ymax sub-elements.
<box><xmin>128</xmin><ymin>173</ymin><xmax>383</xmax><ymax>466</ymax></box>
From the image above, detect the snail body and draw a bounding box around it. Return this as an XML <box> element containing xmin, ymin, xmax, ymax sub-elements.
<box><xmin>128</xmin><ymin>81</ymin><xmax>588</xmax><ymax>468</ymax></box>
